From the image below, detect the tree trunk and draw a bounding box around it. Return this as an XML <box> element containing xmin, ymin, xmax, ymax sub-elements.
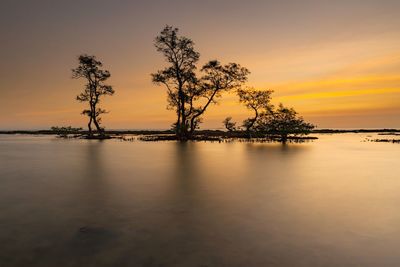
<box><xmin>87</xmin><ymin>116</ymin><xmax>93</xmax><ymax>137</ymax></box>
<box><xmin>189</xmin><ymin>123</ymin><xmax>195</xmax><ymax>139</ymax></box>
<box><xmin>93</xmin><ymin>116</ymin><xmax>104</xmax><ymax>136</ymax></box>
<box><xmin>177</xmin><ymin>93</ymin><xmax>189</xmax><ymax>142</ymax></box>
<box><xmin>281</xmin><ymin>133</ymin><xmax>288</xmax><ymax>143</ymax></box>
<box><xmin>175</xmin><ymin>109</ymin><xmax>181</xmax><ymax>136</ymax></box>
<box><xmin>179</xmin><ymin>112</ymin><xmax>187</xmax><ymax>141</ymax></box>
<box><xmin>178</xmin><ymin>125</ymin><xmax>189</xmax><ymax>141</ymax></box>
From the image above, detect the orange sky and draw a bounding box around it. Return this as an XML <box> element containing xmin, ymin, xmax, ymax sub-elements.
<box><xmin>0</xmin><ymin>0</ymin><xmax>399</xmax><ymax>130</ymax></box>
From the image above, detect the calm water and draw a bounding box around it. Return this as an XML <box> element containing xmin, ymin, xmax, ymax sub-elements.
<box><xmin>0</xmin><ymin>134</ymin><xmax>399</xmax><ymax>267</ymax></box>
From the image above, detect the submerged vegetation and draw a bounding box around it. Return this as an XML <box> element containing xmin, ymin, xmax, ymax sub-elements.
<box><xmin>369</xmin><ymin>139</ymin><xmax>400</xmax><ymax>143</ymax></box>
<box><xmin>50</xmin><ymin>126</ymin><xmax>83</xmax><ymax>138</ymax></box>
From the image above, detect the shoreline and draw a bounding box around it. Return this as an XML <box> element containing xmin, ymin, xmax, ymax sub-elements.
<box><xmin>0</xmin><ymin>128</ymin><xmax>399</xmax><ymax>136</ymax></box>
<box><xmin>1</xmin><ymin>129</ymin><xmax>400</xmax><ymax>143</ymax></box>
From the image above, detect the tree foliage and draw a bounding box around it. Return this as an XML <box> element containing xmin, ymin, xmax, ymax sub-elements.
<box><xmin>237</xmin><ymin>88</ymin><xmax>274</xmax><ymax>131</ymax></box>
<box><xmin>235</xmin><ymin>88</ymin><xmax>315</xmax><ymax>142</ymax></box>
<box><xmin>258</xmin><ymin>104</ymin><xmax>315</xmax><ymax>142</ymax></box>
<box><xmin>72</xmin><ymin>55</ymin><xmax>114</xmax><ymax>136</ymax></box>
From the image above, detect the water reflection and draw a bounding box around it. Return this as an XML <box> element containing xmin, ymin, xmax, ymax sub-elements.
<box><xmin>0</xmin><ymin>134</ymin><xmax>400</xmax><ymax>266</ymax></box>
<box><xmin>77</xmin><ymin>140</ymin><xmax>110</xmax><ymax>224</ymax></box>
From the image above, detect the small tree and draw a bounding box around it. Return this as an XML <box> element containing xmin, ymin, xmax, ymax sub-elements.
<box><xmin>72</xmin><ymin>55</ymin><xmax>114</xmax><ymax>136</ymax></box>
<box><xmin>237</xmin><ymin>88</ymin><xmax>274</xmax><ymax>132</ymax></box>
<box><xmin>260</xmin><ymin>104</ymin><xmax>314</xmax><ymax>143</ymax></box>
<box><xmin>223</xmin><ymin>117</ymin><xmax>236</xmax><ymax>132</ymax></box>
<box><xmin>152</xmin><ymin>26</ymin><xmax>249</xmax><ymax>140</ymax></box>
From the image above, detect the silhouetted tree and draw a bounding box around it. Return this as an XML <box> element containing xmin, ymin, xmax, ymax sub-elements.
<box><xmin>259</xmin><ymin>103</ymin><xmax>314</xmax><ymax>143</ymax></box>
<box><xmin>152</xmin><ymin>26</ymin><xmax>199</xmax><ymax>140</ymax></box>
<box><xmin>223</xmin><ymin>117</ymin><xmax>236</xmax><ymax>132</ymax></box>
<box><xmin>152</xmin><ymin>26</ymin><xmax>249</xmax><ymax>140</ymax></box>
<box><xmin>72</xmin><ymin>55</ymin><xmax>114</xmax><ymax>137</ymax></box>
<box><xmin>237</xmin><ymin>88</ymin><xmax>274</xmax><ymax>132</ymax></box>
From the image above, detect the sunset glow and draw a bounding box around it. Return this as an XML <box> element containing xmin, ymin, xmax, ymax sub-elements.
<box><xmin>1</xmin><ymin>0</ymin><xmax>399</xmax><ymax>129</ymax></box>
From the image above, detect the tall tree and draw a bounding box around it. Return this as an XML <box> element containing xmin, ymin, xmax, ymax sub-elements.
<box><xmin>152</xmin><ymin>26</ymin><xmax>249</xmax><ymax>140</ymax></box>
<box><xmin>72</xmin><ymin>55</ymin><xmax>114</xmax><ymax>137</ymax></box>
<box><xmin>237</xmin><ymin>88</ymin><xmax>274</xmax><ymax>132</ymax></box>
<box><xmin>152</xmin><ymin>26</ymin><xmax>199</xmax><ymax>139</ymax></box>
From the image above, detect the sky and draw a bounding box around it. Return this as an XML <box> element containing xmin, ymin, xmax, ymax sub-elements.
<box><xmin>1</xmin><ymin>0</ymin><xmax>399</xmax><ymax>130</ymax></box>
